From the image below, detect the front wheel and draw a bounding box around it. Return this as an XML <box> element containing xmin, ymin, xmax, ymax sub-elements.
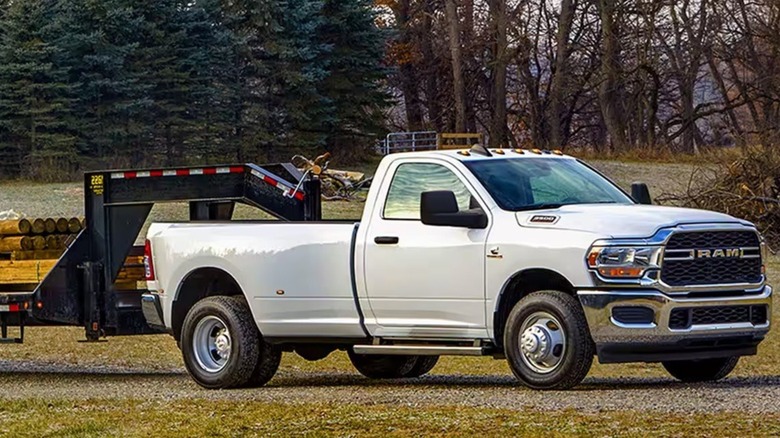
<box><xmin>662</xmin><ymin>357</ymin><xmax>739</xmax><ymax>382</ymax></box>
<box><xmin>503</xmin><ymin>290</ymin><xmax>595</xmax><ymax>390</ymax></box>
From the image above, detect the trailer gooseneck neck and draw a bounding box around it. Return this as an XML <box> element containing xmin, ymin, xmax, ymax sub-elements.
<box><xmin>0</xmin><ymin>162</ymin><xmax>322</xmax><ymax>343</ymax></box>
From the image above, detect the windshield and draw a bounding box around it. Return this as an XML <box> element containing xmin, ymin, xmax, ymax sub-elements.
<box><xmin>464</xmin><ymin>157</ymin><xmax>633</xmax><ymax>211</ymax></box>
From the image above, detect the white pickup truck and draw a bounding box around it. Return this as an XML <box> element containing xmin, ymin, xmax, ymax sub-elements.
<box><xmin>141</xmin><ymin>147</ymin><xmax>772</xmax><ymax>390</ymax></box>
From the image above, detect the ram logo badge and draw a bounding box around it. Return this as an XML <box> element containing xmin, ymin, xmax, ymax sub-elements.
<box><xmin>696</xmin><ymin>248</ymin><xmax>743</xmax><ymax>259</ymax></box>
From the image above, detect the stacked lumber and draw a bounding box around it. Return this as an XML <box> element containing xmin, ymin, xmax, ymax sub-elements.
<box><xmin>0</xmin><ymin>217</ymin><xmax>146</xmax><ymax>292</ymax></box>
<box><xmin>0</xmin><ymin>217</ymin><xmax>83</xmax><ymax>252</ymax></box>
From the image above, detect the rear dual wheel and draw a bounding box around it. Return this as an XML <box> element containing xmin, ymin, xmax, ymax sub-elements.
<box><xmin>181</xmin><ymin>296</ymin><xmax>281</xmax><ymax>389</ymax></box>
<box><xmin>348</xmin><ymin>349</ymin><xmax>439</xmax><ymax>379</ymax></box>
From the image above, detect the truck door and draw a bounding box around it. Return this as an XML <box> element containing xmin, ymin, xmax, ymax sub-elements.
<box><xmin>363</xmin><ymin>159</ymin><xmax>489</xmax><ymax>339</ymax></box>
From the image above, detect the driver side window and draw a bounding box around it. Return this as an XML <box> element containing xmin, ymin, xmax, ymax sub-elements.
<box><xmin>384</xmin><ymin>163</ymin><xmax>472</xmax><ymax>220</ymax></box>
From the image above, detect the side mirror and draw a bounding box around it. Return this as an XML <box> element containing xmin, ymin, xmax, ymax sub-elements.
<box><xmin>631</xmin><ymin>182</ymin><xmax>652</xmax><ymax>205</ymax></box>
<box><xmin>421</xmin><ymin>191</ymin><xmax>488</xmax><ymax>229</ymax></box>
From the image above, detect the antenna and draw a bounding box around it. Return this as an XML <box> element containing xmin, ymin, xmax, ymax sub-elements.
<box><xmin>469</xmin><ymin>144</ymin><xmax>492</xmax><ymax>157</ymax></box>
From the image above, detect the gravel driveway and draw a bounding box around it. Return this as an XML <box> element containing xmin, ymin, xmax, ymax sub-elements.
<box><xmin>1</xmin><ymin>360</ymin><xmax>778</xmax><ymax>414</ymax></box>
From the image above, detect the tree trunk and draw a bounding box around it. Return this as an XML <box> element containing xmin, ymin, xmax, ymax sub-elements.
<box><xmin>421</xmin><ymin>5</ymin><xmax>443</xmax><ymax>132</ymax></box>
<box><xmin>548</xmin><ymin>0</ymin><xmax>575</xmax><ymax>149</ymax></box>
<box><xmin>397</xmin><ymin>0</ymin><xmax>425</xmax><ymax>131</ymax></box>
<box><xmin>488</xmin><ymin>0</ymin><xmax>508</xmax><ymax>148</ymax></box>
<box><xmin>597</xmin><ymin>0</ymin><xmax>627</xmax><ymax>151</ymax></box>
<box><xmin>444</xmin><ymin>0</ymin><xmax>468</xmax><ymax>133</ymax></box>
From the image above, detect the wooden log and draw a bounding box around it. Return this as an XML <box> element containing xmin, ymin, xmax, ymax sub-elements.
<box><xmin>0</xmin><ymin>236</ymin><xmax>33</xmax><ymax>252</ymax></box>
<box><xmin>0</xmin><ymin>259</ymin><xmax>57</xmax><ymax>284</ymax></box>
<box><xmin>56</xmin><ymin>218</ymin><xmax>69</xmax><ymax>233</ymax></box>
<box><xmin>30</xmin><ymin>218</ymin><xmax>46</xmax><ymax>234</ymax></box>
<box><xmin>0</xmin><ymin>219</ymin><xmax>32</xmax><ymax>235</ymax></box>
<box><xmin>30</xmin><ymin>235</ymin><xmax>46</xmax><ymax>250</ymax></box>
<box><xmin>45</xmin><ymin>235</ymin><xmax>61</xmax><ymax>250</ymax></box>
<box><xmin>67</xmin><ymin>218</ymin><xmax>82</xmax><ymax>233</ymax></box>
<box><xmin>44</xmin><ymin>218</ymin><xmax>57</xmax><ymax>234</ymax></box>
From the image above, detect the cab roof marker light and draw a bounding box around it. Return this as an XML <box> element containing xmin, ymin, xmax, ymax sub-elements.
<box><xmin>513</xmin><ymin>149</ymin><xmax>525</xmax><ymax>154</ymax></box>
<box><xmin>553</xmin><ymin>150</ymin><xmax>564</xmax><ymax>156</ymax></box>
<box><xmin>493</xmin><ymin>149</ymin><xmax>505</xmax><ymax>155</ymax></box>
<box><xmin>531</xmin><ymin>149</ymin><xmax>542</xmax><ymax>154</ymax></box>
<box><xmin>458</xmin><ymin>150</ymin><xmax>471</xmax><ymax>156</ymax></box>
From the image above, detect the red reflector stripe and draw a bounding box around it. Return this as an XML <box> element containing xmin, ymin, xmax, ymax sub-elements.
<box><xmin>263</xmin><ymin>175</ymin><xmax>276</xmax><ymax>186</ymax></box>
<box><xmin>109</xmin><ymin>166</ymin><xmax>245</xmax><ymax>179</ymax></box>
<box><xmin>294</xmin><ymin>191</ymin><xmax>305</xmax><ymax>201</ymax></box>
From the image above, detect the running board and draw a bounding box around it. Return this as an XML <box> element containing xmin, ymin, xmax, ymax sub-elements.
<box><xmin>351</xmin><ymin>345</ymin><xmax>485</xmax><ymax>356</ymax></box>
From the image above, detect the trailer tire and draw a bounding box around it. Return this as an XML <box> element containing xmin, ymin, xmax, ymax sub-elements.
<box><xmin>347</xmin><ymin>349</ymin><xmax>417</xmax><ymax>379</ymax></box>
<box><xmin>181</xmin><ymin>296</ymin><xmax>260</xmax><ymax>389</ymax></box>
<box><xmin>662</xmin><ymin>356</ymin><xmax>739</xmax><ymax>382</ymax></box>
<box><xmin>504</xmin><ymin>290</ymin><xmax>594</xmax><ymax>390</ymax></box>
<box><xmin>401</xmin><ymin>356</ymin><xmax>439</xmax><ymax>378</ymax></box>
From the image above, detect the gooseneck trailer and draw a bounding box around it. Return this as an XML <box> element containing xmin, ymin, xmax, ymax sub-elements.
<box><xmin>0</xmin><ymin>161</ymin><xmax>322</xmax><ymax>343</ymax></box>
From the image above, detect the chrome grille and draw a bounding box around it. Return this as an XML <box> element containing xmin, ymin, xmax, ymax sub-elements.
<box><xmin>661</xmin><ymin>231</ymin><xmax>762</xmax><ymax>287</ymax></box>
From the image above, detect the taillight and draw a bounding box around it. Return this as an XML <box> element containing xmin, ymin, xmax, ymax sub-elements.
<box><xmin>144</xmin><ymin>239</ymin><xmax>155</xmax><ymax>281</ymax></box>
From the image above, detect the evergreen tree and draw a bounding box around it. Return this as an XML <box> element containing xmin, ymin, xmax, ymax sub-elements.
<box><xmin>0</xmin><ymin>0</ymin><xmax>76</xmax><ymax>177</ymax></box>
<box><xmin>317</xmin><ymin>0</ymin><xmax>389</xmax><ymax>155</ymax></box>
<box><xmin>53</xmin><ymin>0</ymin><xmax>150</xmax><ymax>162</ymax></box>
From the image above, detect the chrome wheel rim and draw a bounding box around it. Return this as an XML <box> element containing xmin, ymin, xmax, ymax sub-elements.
<box><xmin>518</xmin><ymin>311</ymin><xmax>566</xmax><ymax>374</ymax></box>
<box><xmin>192</xmin><ymin>315</ymin><xmax>232</xmax><ymax>373</ymax></box>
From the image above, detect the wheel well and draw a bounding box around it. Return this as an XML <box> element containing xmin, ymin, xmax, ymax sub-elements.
<box><xmin>171</xmin><ymin>267</ymin><xmax>243</xmax><ymax>341</ymax></box>
<box><xmin>493</xmin><ymin>268</ymin><xmax>575</xmax><ymax>350</ymax></box>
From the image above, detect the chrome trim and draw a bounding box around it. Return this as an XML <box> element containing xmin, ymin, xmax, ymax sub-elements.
<box><xmin>587</xmin><ymin>224</ymin><xmax>765</xmax><ymax>294</ymax></box>
<box><xmin>578</xmin><ymin>285</ymin><xmax>772</xmax><ymax>345</ymax></box>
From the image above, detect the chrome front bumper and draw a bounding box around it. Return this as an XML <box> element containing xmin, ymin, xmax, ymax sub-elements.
<box><xmin>578</xmin><ymin>285</ymin><xmax>772</xmax><ymax>363</ymax></box>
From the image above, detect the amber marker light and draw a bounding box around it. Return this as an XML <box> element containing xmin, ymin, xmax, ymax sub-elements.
<box><xmin>531</xmin><ymin>149</ymin><xmax>542</xmax><ymax>154</ymax></box>
<box><xmin>513</xmin><ymin>149</ymin><xmax>525</xmax><ymax>154</ymax></box>
<box><xmin>598</xmin><ymin>267</ymin><xmax>644</xmax><ymax>278</ymax></box>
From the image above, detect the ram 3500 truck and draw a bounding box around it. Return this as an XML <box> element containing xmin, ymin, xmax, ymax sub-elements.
<box><xmin>136</xmin><ymin>147</ymin><xmax>772</xmax><ymax>390</ymax></box>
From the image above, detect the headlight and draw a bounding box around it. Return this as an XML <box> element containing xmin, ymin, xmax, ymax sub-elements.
<box><xmin>586</xmin><ymin>246</ymin><xmax>663</xmax><ymax>279</ymax></box>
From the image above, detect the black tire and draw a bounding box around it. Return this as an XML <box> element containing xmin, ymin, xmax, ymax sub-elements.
<box><xmin>181</xmin><ymin>296</ymin><xmax>261</xmax><ymax>389</ymax></box>
<box><xmin>237</xmin><ymin>298</ymin><xmax>282</xmax><ymax>387</ymax></box>
<box><xmin>402</xmin><ymin>356</ymin><xmax>439</xmax><ymax>378</ymax></box>
<box><xmin>503</xmin><ymin>290</ymin><xmax>595</xmax><ymax>390</ymax></box>
<box><xmin>662</xmin><ymin>356</ymin><xmax>740</xmax><ymax>383</ymax></box>
<box><xmin>347</xmin><ymin>349</ymin><xmax>417</xmax><ymax>379</ymax></box>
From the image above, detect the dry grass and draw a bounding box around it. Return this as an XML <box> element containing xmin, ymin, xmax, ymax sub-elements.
<box><xmin>1</xmin><ymin>398</ymin><xmax>779</xmax><ymax>437</ymax></box>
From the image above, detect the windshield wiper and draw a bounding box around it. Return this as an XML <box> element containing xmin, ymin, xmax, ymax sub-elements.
<box><xmin>515</xmin><ymin>203</ymin><xmax>567</xmax><ymax>211</ymax></box>
<box><xmin>515</xmin><ymin>200</ymin><xmax>622</xmax><ymax>211</ymax></box>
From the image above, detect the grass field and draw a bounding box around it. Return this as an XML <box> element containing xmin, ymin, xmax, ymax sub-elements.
<box><xmin>1</xmin><ymin>158</ymin><xmax>779</xmax><ymax>436</ymax></box>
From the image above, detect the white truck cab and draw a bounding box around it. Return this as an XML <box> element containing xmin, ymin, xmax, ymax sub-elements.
<box><xmin>142</xmin><ymin>147</ymin><xmax>772</xmax><ymax>390</ymax></box>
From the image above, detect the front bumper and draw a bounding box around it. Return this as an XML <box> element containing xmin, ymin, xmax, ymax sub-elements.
<box><xmin>578</xmin><ymin>285</ymin><xmax>772</xmax><ymax>363</ymax></box>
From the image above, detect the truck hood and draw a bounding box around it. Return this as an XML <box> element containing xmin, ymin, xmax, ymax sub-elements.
<box><xmin>516</xmin><ymin>204</ymin><xmax>751</xmax><ymax>239</ymax></box>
